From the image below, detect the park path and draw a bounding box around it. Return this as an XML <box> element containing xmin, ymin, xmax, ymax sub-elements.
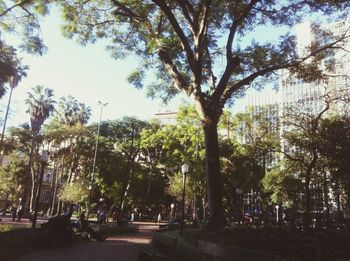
<box><xmin>13</xmin><ymin>222</ymin><xmax>158</xmax><ymax>261</ymax></box>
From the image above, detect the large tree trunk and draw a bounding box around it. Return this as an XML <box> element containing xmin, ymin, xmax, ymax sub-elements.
<box><xmin>323</xmin><ymin>171</ymin><xmax>330</xmax><ymax>222</ymax></box>
<box><xmin>203</xmin><ymin>120</ymin><xmax>226</xmax><ymax>229</ymax></box>
<box><xmin>22</xmin><ymin>133</ymin><xmax>37</xmax><ymax>214</ymax></box>
<box><xmin>119</xmin><ymin>157</ymin><xmax>134</xmax><ymax>216</ymax></box>
<box><xmin>29</xmin><ymin>168</ymin><xmax>37</xmax><ymax>212</ymax></box>
<box><xmin>304</xmin><ymin>176</ymin><xmax>311</xmax><ymax>230</ymax></box>
<box><xmin>50</xmin><ymin>165</ymin><xmax>59</xmax><ymax>216</ymax></box>
<box><xmin>347</xmin><ymin>180</ymin><xmax>350</xmax><ymax>218</ymax></box>
<box><xmin>0</xmin><ymin>87</ymin><xmax>14</xmax><ymax>152</ymax></box>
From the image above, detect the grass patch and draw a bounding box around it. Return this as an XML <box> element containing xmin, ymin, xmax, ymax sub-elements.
<box><xmin>0</xmin><ymin>223</ymin><xmax>30</xmax><ymax>233</ymax></box>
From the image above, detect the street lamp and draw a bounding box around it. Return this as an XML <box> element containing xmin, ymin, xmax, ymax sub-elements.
<box><xmin>275</xmin><ymin>205</ymin><xmax>280</xmax><ymax>224</ymax></box>
<box><xmin>170</xmin><ymin>203</ymin><xmax>175</xmax><ymax>223</ymax></box>
<box><xmin>180</xmin><ymin>163</ymin><xmax>189</xmax><ymax>234</ymax></box>
<box><xmin>236</xmin><ymin>188</ymin><xmax>243</xmax><ymax>223</ymax></box>
<box><xmin>32</xmin><ymin>151</ymin><xmax>49</xmax><ymax>228</ymax></box>
<box><xmin>87</xmin><ymin>101</ymin><xmax>108</xmax><ymax>220</ymax></box>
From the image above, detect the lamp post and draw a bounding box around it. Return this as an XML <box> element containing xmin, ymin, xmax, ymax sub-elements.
<box><xmin>180</xmin><ymin>163</ymin><xmax>189</xmax><ymax>234</ymax></box>
<box><xmin>275</xmin><ymin>205</ymin><xmax>279</xmax><ymax>224</ymax></box>
<box><xmin>170</xmin><ymin>203</ymin><xmax>175</xmax><ymax>223</ymax></box>
<box><xmin>236</xmin><ymin>188</ymin><xmax>243</xmax><ymax>224</ymax></box>
<box><xmin>31</xmin><ymin>151</ymin><xmax>49</xmax><ymax>228</ymax></box>
<box><xmin>87</xmin><ymin>101</ymin><xmax>108</xmax><ymax>220</ymax></box>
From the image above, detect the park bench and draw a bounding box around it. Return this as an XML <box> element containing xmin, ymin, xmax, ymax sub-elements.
<box><xmin>138</xmin><ymin>232</ymin><xmax>177</xmax><ymax>261</ymax></box>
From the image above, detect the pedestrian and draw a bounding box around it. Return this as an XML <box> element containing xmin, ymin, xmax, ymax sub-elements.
<box><xmin>157</xmin><ymin>213</ymin><xmax>162</xmax><ymax>224</ymax></box>
<box><xmin>112</xmin><ymin>211</ymin><xmax>118</xmax><ymax>224</ymax></box>
<box><xmin>79</xmin><ymin>212</ymin><xmax>107</xmax><ymax>242</ymax></box>
<box><xmin>16</xmin><ymin>205</ymin><xmax>23</xmax><ymax>222</ymax></box>
<box><xmin>130</xmin><ymin>212</ymin><xmax>135</xmax><ymax>224</ymax></box>
<box><xmin>11</xmin><ymin>206</ymin><xmax>17</xmax><ymax>221</ymax></box>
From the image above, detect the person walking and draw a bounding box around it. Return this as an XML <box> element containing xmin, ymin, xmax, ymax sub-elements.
<box><xmin>11</xmin><ymin>206</ymin><xmax>17</xmax><ymax>221</ymax></box>
<box><xmin>130</xmin><ymin>212</ymin><xmax>134</xmax><ymax>224</ymax></box>
<box><xmin>16</xmin><ymin>205</ymin><xmax>23</xmax><ymax>222</ymax></box>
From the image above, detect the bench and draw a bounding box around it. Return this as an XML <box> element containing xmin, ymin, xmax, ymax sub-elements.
<box><xmin>138</xmin><ymin>232</ymin><xmax>177</xmax><ymax>261</ymax></box>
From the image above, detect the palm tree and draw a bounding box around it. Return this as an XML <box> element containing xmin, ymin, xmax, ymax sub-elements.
<box><xmin>0</xmin><ymin>40</ymin><xmax>22</xmax><ymax>99</ymax></box>
<box><xmin>54</xmin><ymin>96</ymin><xmax>91</xmax><ymax>126</ymax></box>
<box><xmin>0</xmin><ymin>66</ymin><xmax>28</xmax><ymax>155</ymax></box>
<box><xmin>24</xmin><ymin>85</ymin><xmax>55</xmax><ymax>212</ymax></box>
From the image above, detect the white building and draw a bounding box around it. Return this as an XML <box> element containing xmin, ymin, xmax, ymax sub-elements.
<box><xmin>242</xmin><ymin>19</ymin><xmax>350</xmax><ymax>213</ymax></box>
<box><xmin>245</xmin><ymin>19</ymin><xmax>350</xmax><ymax>132</ymax></box>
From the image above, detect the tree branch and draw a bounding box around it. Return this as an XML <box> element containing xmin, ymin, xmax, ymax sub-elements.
<box><xmin>212</xmin><ymin>0</ymin><xmax>260</xmax><ymax>103</ymax></box>
<box><xmin>152</xmin><ymin>0</ymin><xmax>196</xmax><ymax>74</ymax></box>
<box><xmin>157</xmin><ymin>48</ymin><xmax>189</xmax><ymax>92</ymax></box>
<box><xmin>219</xmin><ymin>33</ymin><xmax>350</xmax><ymax>107</ymax></box>
<box><xmin>175</xmin><ymin>0</ymin><xmax>196</xmax><ymax>32</ymax></box>
<box><xmin>0</xmin><ymin>0</ymin><xmax>31</xmax><ymax>18</ymax></box>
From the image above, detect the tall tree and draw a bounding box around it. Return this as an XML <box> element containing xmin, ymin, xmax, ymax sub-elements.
<box><xmin>282</xmin><ymin>98</ymin><xmax>332</xmax><ymax>227</ymax></box>
<box><xmin>59</xmin><ymin>1</ymin><xmax>350</xmax><ymax>229</ymax></box>
<box><xmin>0</xmin><ymin>42</ymin><xmax>25</xmax><ymax>99</ymax></box>
<box><xmin>318</xmin><ymin>115</ymin><xmax>350</xmax><ymax>217</ymax></box>
<box><xmin>104</xmin><ymin>117</ymin><xmax>148</xmax><ymax>215</ymax></box>
<box><xmin>0</xmin><ymin>65</ymin><xmax>28</xmax><ymax>154</ymax></box>
<box><xmin>0</xmin><ymin>153</ymin><xmax>27</xmax><ymax>209</ymax></box>
<box><xmin>53</xmin><ymin>95</ymin><xmax>91</xmax><ymax>126</ymax></box>
<box><xmin>221</xmin><ymin>109</ymin><xmax>279</xmax><ymax>220</ymax></box>
<box><xmin>24</xmin><ymin>85</ymin><xmax>55</xmax><ymax>212</ymax></box>
<box><xmin>0</xmin><ymin>0</ymin><xmax>51</xmax><ymax>97</ymax></box>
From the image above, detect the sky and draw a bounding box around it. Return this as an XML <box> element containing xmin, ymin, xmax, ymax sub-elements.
<box><xmin>0</xmin><ymin>5</ymin><xmax>324</xmax><ymax>129</ymax></box>
<box><xmin>0</xmin><ymin>10</ymin><xmax>188</xmax><ymax>128</ymax></box>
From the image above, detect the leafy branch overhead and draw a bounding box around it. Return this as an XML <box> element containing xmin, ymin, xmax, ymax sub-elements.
<box><xmin>61</xmin><ymin>1</ymin><xmax>349</xmax><ymax>120</ymax></box>
<box><xmin>0</xmin><ymin>0</ymin><xmax>49</xmax><ymax>55</ymax></box>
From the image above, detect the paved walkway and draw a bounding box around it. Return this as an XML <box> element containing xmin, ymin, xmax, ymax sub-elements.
<box><xmin>12</xmin><ymin>222</ymin><xmax>158</xmax><ymax>261</ymax></box>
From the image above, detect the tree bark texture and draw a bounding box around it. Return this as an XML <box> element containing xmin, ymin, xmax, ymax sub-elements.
<box><xmin>304</xmin><ymin>177</ymin><xmax>311</xmax><ymax>229</ymax></box>
<box><xmin>22</xmin><ymin>133</ymin><xmax>37</xmax><ymax>213</ymax></box>
<box><xmin>203</xmin><ymin>121</ymin><xmax>226</xmax><ymax>229</ymax></box>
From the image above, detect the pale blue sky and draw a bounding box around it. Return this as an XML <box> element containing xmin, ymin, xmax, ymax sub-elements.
<box><xmin>1</xmin><ymin>10</ymin><xmax>185</xmax><ymax>127</ymax></box>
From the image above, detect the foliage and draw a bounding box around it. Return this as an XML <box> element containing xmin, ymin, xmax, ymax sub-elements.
<box><xmin>0</xmin><ymin>0</ymin><xmax>49</xmax><ymax>98</ymax></box>
<box><xmin>0</xmin><ymin>153</ymin><xmax>27</xmax><ymax>203</ymax></box>
<box><xmin>221</xmin><ymin>109</ymin><xmax>280</xmax><ymax>214</ymax></box>
<box><xmin>58</xmin><ymin>181</ymin><xmax>88</xmax><ymax>204</ymax></box>
<box><xmin>58</xmin><ymin>0</ymin><xmax>350</xmax><ymax>229</ymax></box>
<box><xmin>7</xmin><ymin>124</ymin><xmax>33</xmax><ymax>156</ymax></box>
<box><xmin>262</xmin><ymin>164</ymin><xmax>301</xmax><ymax>207</ymax></box>
<box><xmin>318</xmin><ymin>115</ymin><xmax>350</xmax><ymax>185</ymax></box>
<box><xmin>25</xmin><ymin>85</ymin><xmax>56</xmax><ymax>134</ymax></box>
<box><xmin>0</xmin><ymin>0</ymin><xmax>50</xmax><ymax>55</ymax></box>
<box><xmin>0</xmin><ymin>42</ymin><xmax>27</xmax><ymax>99</ymax></box>
<box><xmin>52</xmin><ymin>95</ymin><xmax>91</xmax><ymax>126</ymax></box>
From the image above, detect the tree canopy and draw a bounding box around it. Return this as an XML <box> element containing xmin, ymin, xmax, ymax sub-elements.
<box><xmin>57</xmin><ymin>0</ymin><xmax>350</xmax><ymax>230</ymax></box>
